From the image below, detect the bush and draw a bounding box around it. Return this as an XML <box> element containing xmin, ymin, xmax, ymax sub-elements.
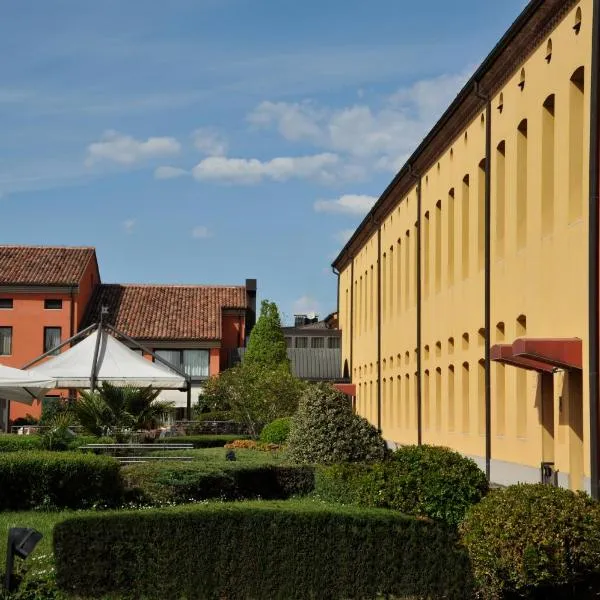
<box><xmin>122</xmin><ymin>462</ymin><xmax>314</xmax><ymax>505</ymax></box>
<box><xmin>0</xmin><ymin>451</ymin><xmax>123</xmax><ymax>510</ymax></box>
<box><xmin>260</xmin><ymin>417</ymin><xmax>292</xmax><ymax>444</ymax></box>
<box><xmin>460</xmin><ymin>484</ymin><xmax>600</xmax><ymax>599</ymax></box>
<box><xmin>54</xmin><ymin>500</ymin><xmax>474</xmax><ymax>599</ymax></box>
<box><xmin>154</xmin><ymin>434</ymin><xmax>249</xmax><ymax>448</ymax></box>
<box><xmin>195</xmin><ymin>410</ymin><xmax>236</xmax><ymax>422</ymax></box>
<box><xmin>0</xmin><ymin>434</ymin><xmax>42</xmax><ymax>452</ymax></box>
<box><xmin>315</xmin><ymin>445</ymin><xmax>488</xmax><ymax>527</ymax></box>
<box><xmin>286</xmin><ymin>383</ymin><xmax>387</xmax><ymax>464</ymax></box>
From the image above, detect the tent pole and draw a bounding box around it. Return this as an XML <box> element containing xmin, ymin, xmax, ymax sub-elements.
<box><xmin>186</xmin><ymin>381</ymin><xmax>192</xmax><ymax>421</ymax></box>
<box><xmin>90</xmin><ymin>315</ymin><xmax>104</xmax><ymax>391</ymax></box>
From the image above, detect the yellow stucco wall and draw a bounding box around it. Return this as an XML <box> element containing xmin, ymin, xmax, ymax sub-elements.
<box><xmin>338</xmin><ymin>1</ymin><xmax>593</xmax><ymax>490</ymax></box>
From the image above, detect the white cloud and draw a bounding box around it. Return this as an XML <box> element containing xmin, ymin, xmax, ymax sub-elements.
<box><xmin>192</xmin><ymin>152</ymin><xmax>341</xmax><ymax>185</ymax></box>
<box><xmin>85</xmin><ymin>130</ymin><xmax>181</xmax><ymax>166</ymax></box>
<box><xmin>192</xmin><ymin>128</ymin><xmax>228</xmax><ymax>156</ymax></box>
<box><xmin>154</xmin><ymin>166</ymin><xmax>188</xmax><ymax>179</ymax></box>
<box><xmin>191</xmin><ymin>225</ymin><xmax>212</xmax><ymax>239</ymax></box>
<box><xmin>247</xmin><ymin>69</ymin><xmax>470</xmax><ymax>173</ymax></box>
<box><xmin>122</xmin><ymin>218</ymin><xmax>136</xmax><ymax>234</ymax></box>
<box><xmin>292</xmin><ymin>295</ymin><xmax>321</xmax><ymax>317</ymax></box>
<box><xmin>333</xmin><ymin>229</ymin><xmax>355</xmax><ymax>245</ymax></box>
<box><xmin>314</xmin><ymin>194</ymin><xmax>377</xmax><ymax>216</ymax></box>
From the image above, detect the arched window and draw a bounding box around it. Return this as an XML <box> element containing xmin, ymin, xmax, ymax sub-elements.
<box><xmin>574</xmin><ymin>7</ymin><xmax>582</xmax><ymax>35</ymax></box>
<box><xmin>545</xmin><ymin>39</ymin><xmax>552</xmax><ymax>63</ymax></box>
<box><xmin>518</xmin><ymin>68</ymin><xmax>526</xmax><ymax>91</ymax></box>
<box><xmin>497</xmin><ymin>92</ymin><xmax>504</xmax><ymax>113</ymax></box>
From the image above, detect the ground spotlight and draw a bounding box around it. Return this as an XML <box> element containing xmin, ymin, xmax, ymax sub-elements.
<box><xmin>4</xmin><ymin>527</ymin><xmax>43</xmax><ymax>592</ymax></box>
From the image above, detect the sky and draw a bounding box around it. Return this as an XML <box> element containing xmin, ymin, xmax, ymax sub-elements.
<box><xmin>0</xmin><ymin>0</ymin><xmax>527</xmax><ymax>324</ymax></box>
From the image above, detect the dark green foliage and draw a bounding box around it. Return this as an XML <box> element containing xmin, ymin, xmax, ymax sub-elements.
<box><xmin>315</xmin><ymin>445</ymin><xmax>488</xmax><ymax>527</ymax></box>
<box><xmin>122</xmin><ymin>462</ymin><xmax>314</xmax><ymax>505</ymax></box>
<box><xmin>54</xmin><ymin>501</ymin><xmax>474</xmax><ymax>599</ymax></box>
<box><xmin>286</xmin><ymin>383</ymin><xmax>387</xmax><ymax>464</ymax></box>
<box><xmin>0</xmin><ymin>434</ymin><xmax>42</xmax><ymax>452</ymax></box>
<box><xmin>11</xmin><ymin>414</ymin><xmax>39</xmax><ymax>427</ymax></box>
<box><xmin>154</xmin><ymin>434</ymin><xmax>249</xmax><ymax>448</ymax></box>
<box><xmin>0</xmin><ymin>451</ymin><xmax>123</xmax><ymax>510</ymax></box>
<box><xmin>195</xmin><ymin>410</ymin><xmax>236</xmax><ymax>422</ymax></box>
<box><xmin>460</xmin><ymin>484</ymin><xmax>600</xmax><ymax>599</ymax></box>
<box><xmin>244</xmin><ymin>299</ymin><xmax>289</xmax><ymax>369</ymax></box>
<box><xmin>260</xmin><ymin>417</ymin><xmax>292</xmax><ymax>444</ymax></box>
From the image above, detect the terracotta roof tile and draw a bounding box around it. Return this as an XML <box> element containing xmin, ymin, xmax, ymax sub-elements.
<box><xmin>0</xmin><ymin>245</ymin><xmax>96</xmax><ymax>286</ymax></box>
<box><xmin>85</xmin><ymin>284</ymin><xmax>247</xmax><ymax>341</ymax></box>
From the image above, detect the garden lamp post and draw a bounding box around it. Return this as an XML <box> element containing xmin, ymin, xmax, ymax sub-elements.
<box><xmin>4</xmin><ymin>527</ymin><xmax>43</xmax><ymax>592</ymax></box>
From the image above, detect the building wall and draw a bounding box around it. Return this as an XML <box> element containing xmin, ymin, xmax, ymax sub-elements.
<box><xmin>338</xmin><ymin>1</ymin><xmax>593</xmax><ymax>490</ymax></box>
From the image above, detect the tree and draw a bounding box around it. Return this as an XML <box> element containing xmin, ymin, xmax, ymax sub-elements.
<box><xmin>202</xmin><ymin>363</ymin><xmax>304</xmax><ymax>437</ymax></box>
<box><xmin>244</xmin><ymin>300</ymin><xmax>289</xmax><ymax>370</ymax></box>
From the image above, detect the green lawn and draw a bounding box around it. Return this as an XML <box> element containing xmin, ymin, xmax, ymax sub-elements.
<box><xmin>147</xmin><ymin>446</ymin><xmax>285</xmax><ymax>467</ymax></box>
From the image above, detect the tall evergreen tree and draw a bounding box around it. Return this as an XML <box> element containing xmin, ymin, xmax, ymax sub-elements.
<box><xmin>244</xmin><ymin>300</ymin><xmax>289</xmax><ymax>370</ymax></box>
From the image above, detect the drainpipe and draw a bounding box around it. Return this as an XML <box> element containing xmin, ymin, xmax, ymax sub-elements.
<box><xmin>377</xmin><ymin>224</ymin><xmax>382</xmax><ymax>432</ymax></box>
<box><xmin>588</xmin><ymin>0</ymin><xmax>600</xmax><ymax>500</ymax></box>
<box><xmin>350</xmin><ymin>258</ymin><xmax>354</xmax><ymax>378</ymax></box>
<box><xmin>476</xmin><ymin>81</ymin><xmax>492</xmax><ymax>483</ymax></box>
<box><xmin>410</xmin><ymin>165</ymin><xmax>423</xmax><ymax>446</ymax></box>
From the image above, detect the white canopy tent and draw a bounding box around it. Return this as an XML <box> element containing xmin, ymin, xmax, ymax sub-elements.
<box><xmin>28</xmin><ymin>330</ymin><xmax>187</xmax><ymax>390</ymax></box>
<box><xmin>0</xmin><ymin>364</ymin><xmax>56</xmax><ymax>405</ymax></box>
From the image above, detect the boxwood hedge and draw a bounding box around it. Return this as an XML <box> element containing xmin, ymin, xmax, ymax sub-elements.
<box><xmin>122</xmin><ymin>462</ymin><xmax>314</xmax><ymax>505</ymax></box>
<box><xmin>0</xmin><ymin>434</ymin><xmax>42</xmax><ymax>452</ymax></box>
<box><xmin>0</xmin><ymin>451</ymin><xmax>123</xmax><ymax>510</ymax></box>
<box><xmin>54</xmin><ymin>501</ymin><xmax>474</xmax><ymax>599</ymax></box>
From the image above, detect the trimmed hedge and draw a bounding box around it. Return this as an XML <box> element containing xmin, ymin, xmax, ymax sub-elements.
<box><xmin>460</xmin><ymin>484</ymin><xmax>600</xmax><ymax>599</ymax></box>
<box><xmin>260</xmin><ymin>417</ymin><xmax>292</xmax><ymax>444</ymax></box>
<box><xmin>0</xmin><ymin>434</ymin><xmax>42</xmax><ymax>452</ymax></box>
<box><xmin>315</xmin><ymin>445</ymin><xmax>488</xmax><ymax>526</ymax></box>
<box><xmin>0</xmin><ymin>451</ymin><xmax>123</xmax><ymax>510</ymax></box>
<box><xmin>122</xmin><ymin>462</ymin><xmax>314</xmax><ymax>505</ymax></box>
<box><xmin>54</xmin><ymin>501</ymin><xmax>474</xmax><ymax>599</ymax></box>
<box><xmin>154</xmin><ymin>434</ymin><xmax>250</xmax><ymax>448</ymax></box>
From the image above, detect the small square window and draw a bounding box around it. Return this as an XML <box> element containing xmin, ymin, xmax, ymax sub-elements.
<box><xmin>327</xmin><ymin>336</ymin><xmax>341</xmax><ymax>349</ymax></box>
<box><xmin>295</xmin><ymin>337</ymin><xmax>308</xmax><ymax>349</ymax></box>
<box><xmin>44</xmin><ymin>299</ymin><xmax>63</xmax><ymax>310</ymax></box>
<box><xmin>311</xmin><ymin>337</ymin><xmax>324</xmax><ymax>349</ymax></box>
<box><xmin>0</xmin><ymin>299</ymin><xmax>13</xmax><ymax>309</ymax></box>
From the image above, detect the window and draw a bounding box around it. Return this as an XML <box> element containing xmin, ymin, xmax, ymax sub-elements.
<box><xmin>311</xmin><ymin>337</ymin><xmax>324</xmax><ymax>349</ymax></box>
<box><xmin>155</xmin><ymin>349</ymin><xmax>210</xmax><ymax>378</ymax></box>
<box><xmin>44</xmin><ymin>299</ymin><xmax>63</xmax><ymax>310</ymax></box>
<box><xmin>295</xmin><ymin>337</ymin><xmax>308</xmax><ymax>349</ymax></box>
<box><xmin>0</xmin><ymin>299</ymin><xmax>13</xmax><ymax>309</ymax></box>
<box><xmin>0</xmin><ymin>327</ymin><xmax>12</xmax><ymax>355</ymax></box>
<box><xmin>44</xmin><ymin>327</ymin><xmax>61</xmax><ymax>355</ymax></box>
<box><xmin>285</xmin><ymin>337</ymin><xmax>293</xmax><ymax>348</ymax></box>
<box><xmin>327</xmin><ymin>336</ymin><xmax>341</xmax><ymax>349</ymax></box>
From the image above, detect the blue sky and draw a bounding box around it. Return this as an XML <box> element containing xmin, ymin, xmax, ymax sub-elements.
<box><xmin>0</xmin><ymin>0</ymin><xmax>527</xmax><ymax>324</ymax></box>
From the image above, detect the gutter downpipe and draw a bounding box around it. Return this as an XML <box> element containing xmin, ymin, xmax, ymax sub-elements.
<box><xmin>377</xmin><ymin>222</ymin><xmax>382</xmax><ymax>432</ymax></box>
<box><xmin>410</xmin><ymin>165</ymin><xmax>423</xmax><ymax>445</ymax></box>
<box><xmin>476</xmin><ymin>81</ymin><xmax>492</xmax><ymax>483</ymax></box>
<box><xmin>350</xmin><ymin>259</ymin><xmax>354</xmax><ymax>381</ymax></box>
<box><xmin>589</xmin><ymin>0</ymin><xmax>600</xmax><ymax>500</ymax></box>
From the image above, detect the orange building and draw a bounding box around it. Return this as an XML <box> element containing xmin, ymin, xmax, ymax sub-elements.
<box><xmin>0</xmin><ymin>245</ymin><xmax>256</xmax><ymax>427</ymax></box>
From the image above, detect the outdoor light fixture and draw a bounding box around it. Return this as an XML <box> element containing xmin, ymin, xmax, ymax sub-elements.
<box><xmin>4</xmin><ymin>527</ymin><xmax>43</xmax><ymax>592</ymax></box>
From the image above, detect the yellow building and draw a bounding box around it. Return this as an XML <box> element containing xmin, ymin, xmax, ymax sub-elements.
<box><xmin>333</xmin><ymin>0</ymin><xmax>600</xmax><ymax>497</ymax></box>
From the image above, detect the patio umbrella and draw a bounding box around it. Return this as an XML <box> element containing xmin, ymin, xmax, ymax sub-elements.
<box><xmin>0</xmin><ymin>363</ymin><xmax>56</xmax><ymax>405</ymax></box>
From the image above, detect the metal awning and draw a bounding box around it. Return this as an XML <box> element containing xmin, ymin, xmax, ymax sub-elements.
<box><xmin>490</xmin><ymin>338</ymin><xmax>582</xmax><ymax>372</ymax></box>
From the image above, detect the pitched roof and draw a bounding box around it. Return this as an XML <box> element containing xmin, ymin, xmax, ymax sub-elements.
<box><xmin>0</xmin><ymin>245</ymin><xmax>96</xmax><ymax>286</ymax></box>
<box><xmin>84</xmin><ymin>284</ymin><xmax>247</xmax><ymax>341</ymax></box>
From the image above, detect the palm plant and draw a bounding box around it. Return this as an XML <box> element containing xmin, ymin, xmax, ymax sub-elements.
<box><xmin>74</xmin><ymin>382</ymin><xmax>174</xmax><ymax>436</ymax></box>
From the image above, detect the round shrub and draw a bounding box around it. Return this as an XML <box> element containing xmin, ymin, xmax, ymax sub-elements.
<box><xmin>286</xmin><ymin>383</ymin><xmax>386</xmax><ymax>464</ymax></box>
<box><xmin>260</xmin><ymin>417</ymin><xmax>292</xmax><ymax>444</ymax></box>
<box><xmin>389</xmin><ymin>444</ymin><xmax>488</xmax><ymax>526</ymax></box>
<box><xmin>460</xmin><ymin>484</ymin><xmax>600</xmax><ymax>599</ymax></box>
<box><xmin>315</xmin><ymin>445</ymin><xmax>487</xmax><ymax>526</ymax></box>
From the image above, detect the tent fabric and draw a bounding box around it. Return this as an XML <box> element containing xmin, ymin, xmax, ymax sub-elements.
<box><xmin>0</xmin><ymin>364</ymin><xmax>56</xmax><ymax>404</ymax></box>
<box><xmin>28</xmin><ymin>330</ymin><xmax>187</xmax><ymax>390</ymax></box>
